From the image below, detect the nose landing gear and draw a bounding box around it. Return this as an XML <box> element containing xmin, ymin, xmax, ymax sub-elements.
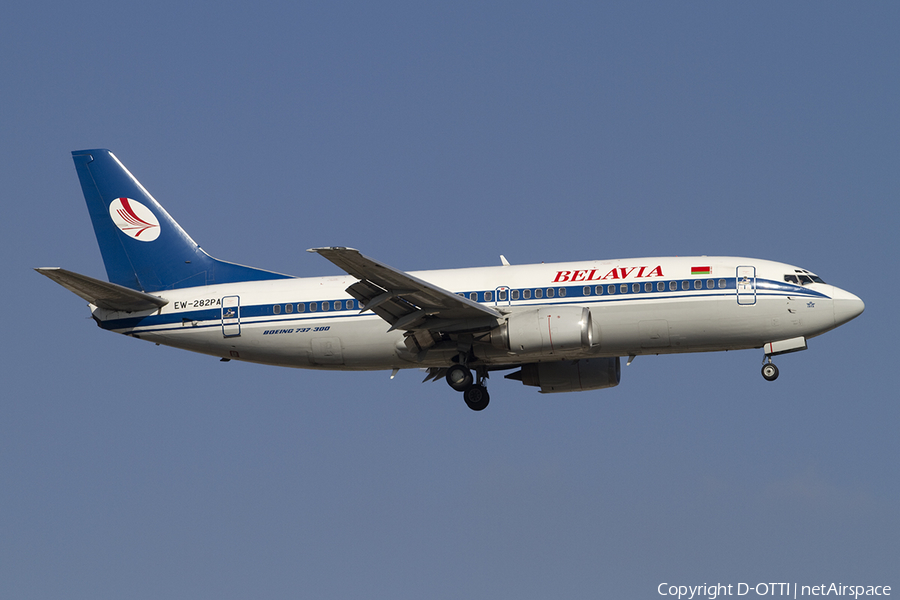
<box><xmin>445</xmin><ymin>363</ymin><xmax>490</xmax><ymax>411</ymax></box>
<box><xmin>761</xmin><ymin>360</ymin><xmax>779</xmax><ymax>381</ymax></box>
<box><xmin>760</xmin><ymin>337</ymin><xmax>807</xmax><ymax>381</ymax></box>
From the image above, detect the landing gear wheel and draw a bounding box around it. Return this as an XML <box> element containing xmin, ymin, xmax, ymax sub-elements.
<box><xmin>761</xmin><ymin>363</ymin><xmax>779</xmax><ymax>381</ymax></box>
<box><xmin>446</xmin><ymin>364</ymin><xmax>474</xmax><ymax>392</ymax></box>
<box><xmin>463</xmin><ymin>384</ymin><xmax>490</xmax><ymax>411</ymax></box>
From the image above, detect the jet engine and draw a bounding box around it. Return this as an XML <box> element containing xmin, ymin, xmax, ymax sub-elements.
<box><xmin>490</xmin><ymin>306</ymin><xmax>593</xmax><ymax>355</ymax></box>
<box><xmin>506</xmin><ymin>357</ymin><xmax>621</xmax><ymax>393</ymax></box>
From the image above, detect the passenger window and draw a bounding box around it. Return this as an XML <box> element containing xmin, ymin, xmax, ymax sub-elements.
<box><xmin>682</xmin><ymin>281</ymin><xmax>689</xmax><ymax>291</ymax></box>
<box><xmin>346</xmin><ymin>300</ymin><xmax>354</xmax><ymax>310</ymax></box>
<box><xmin>333</xmin><ymin>301</ymin><xmax>341</xmax><ymax>310</ymax></box>
<box><xmin>547</xmin><ymin>288</ymin><xmax>555</xmax><ymax>298</ymax></box>
<box><xmin>322</xmin><ymin>301</ymin><xmax>330</xmax><ymax>311</ymax></box>
<box><xmin>669</xmin><ymin>281</ymin><xmax>677</xmax><ymax>291</ymax></box>
<box><xmin>469</xmin><ymin>292</ymin><xmax>477</xmax><ymax>301</ymax></box>
<box><xmin>620</xmin><ymin>284</ymin><xmax>627</xmax><ymax>294</ymax></box>
<box><xmin>608</xmin><ymin>285</ymin><xmax>616</xmax><ymax>295</ymax></box>
<box><xmin>633</xmin><ymin>283</ymin><xmax>640</xmax><ymax>293</ymax></box>
<box><xmin>523</xmin><ymin>289</ymin><xmax>532</xmax><ymax>300</ymax></box>
<box><xmin>273</xmin><ymin>305</ymin><xmax>281</xmax><ymax>314</ymax></box>
<box><xmin>694</xmin><ymin>280</ymin><xmax>701</xmax><ymax>290</ymax></box>
<box><xmin>511</xmin><ymin>289</ymin><xmax>520</xmax><ymax>300</ymax></box>
<box><xmin>499</xmin><ymin>290</ymin><xmax>508</xmax><ymax>301</ymax></box>
<box><xmin>644</xmin><ymin>282</ymin><xmax>652</xmax><ymax>292</ymax></box>
<box><xmin>583</xmin><ymin>286</ymin><xmax>591</xmax><ymax>296</ymax></box>
<box><xmin>558</xmin><ymin>288</ymin><xmax>566</xmax><ymax>297</ymax></box>
<box><xmin>718</xmin><ymin>279</ymin><xmax>726</xmax><ymax>289</ymax></box>
<box><xmin>310</xmin><ymin>303</ymin><xmax>317</xmax><ymax>312</ymax></box>
<box><xmin>706</xmin><ymin>280</ymin><xmax>714</xmax><ymax>289</ymax></box>
<box><xmin>595</xmin><ymin>285</ymin><xmax>604</xmax><ymax>296</ymax></box>
<box><xmin>285</xmin><ymin>304</ymin><xmax>293</xmax><ymax>313</ymax></box>
<box><xmin>535</xmin><ymin>289</ymin><xmax>543</xmax><ymax>299</ymax></box>
<box><xmin>485</xmin><ymin>291</ymin><xmax>493</xmax><ymax>302</ymax></box>
<box><xmin>298</xmin><ymin>303</ymin><xmax>305</xmax><ymax>313</ymax></box>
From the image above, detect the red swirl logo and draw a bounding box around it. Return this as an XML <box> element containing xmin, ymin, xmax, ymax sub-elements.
<box><xmin>108</xmin><ymin>198</ymin><xmax>160</xmax><ymax>241</ymax></box>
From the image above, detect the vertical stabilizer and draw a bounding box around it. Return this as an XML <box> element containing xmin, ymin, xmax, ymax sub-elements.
<box><xmin>72</xmin><ymin>149</ymin><xmax>291</xmax><ymax>292</ymax></box>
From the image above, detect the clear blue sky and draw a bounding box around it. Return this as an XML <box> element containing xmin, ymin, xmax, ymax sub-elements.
<box><xmin>2</xmin><ymin>2</ymin><xmax>897</xmax><ymax>598</ymax></box>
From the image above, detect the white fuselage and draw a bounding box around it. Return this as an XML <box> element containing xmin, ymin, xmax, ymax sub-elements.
<box><xmin>90</xmin><ymin>256</ymin><xmax>863</xmax><ymax>373</ymax></box>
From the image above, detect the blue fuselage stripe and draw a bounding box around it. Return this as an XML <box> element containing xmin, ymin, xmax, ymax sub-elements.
<box><xmin>102</xmin><ymin>277</ymin><xmax>828</xmax><ymax>333</ymax></box>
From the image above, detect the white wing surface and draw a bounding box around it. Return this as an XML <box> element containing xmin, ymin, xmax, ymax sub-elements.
<box><xmin>308</xmin><ymin>247</ymin><xmax>502</xmax><ymax>332</ymax></box>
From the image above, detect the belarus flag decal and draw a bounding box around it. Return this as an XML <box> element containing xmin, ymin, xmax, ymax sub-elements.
<box><xmin>691</xmin><ymin>266</ymin><xmax>711</xmax><ymax>275</ymax></box>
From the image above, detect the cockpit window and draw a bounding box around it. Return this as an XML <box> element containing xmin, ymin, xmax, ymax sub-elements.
<box><xmin>785</xmin><ymin>272</ymin><xmax>825</xmax><ymax>285</ymax></box>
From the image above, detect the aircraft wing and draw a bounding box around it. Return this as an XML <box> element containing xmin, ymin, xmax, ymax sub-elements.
<box><xmin>36</xmin><ymin>267</ymin><xmax>168</xmax><ymax>312</ymax></box>
<box><xmin>308</xmin><ymin>247</ymin><xmax>502</xmax><ymax>332</ymax></box>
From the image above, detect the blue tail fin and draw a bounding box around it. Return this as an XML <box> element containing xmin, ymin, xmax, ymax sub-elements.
<box><xmin>72</xmin><ymin>149</ymin><xmax>291</xmax><ymax>292</ymax></box>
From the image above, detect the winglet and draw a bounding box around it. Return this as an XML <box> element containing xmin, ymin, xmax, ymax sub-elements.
<box><xmin>500</xmin><ymin>255</ymin><xmax>510</xmax><ymax>266</ymax></box>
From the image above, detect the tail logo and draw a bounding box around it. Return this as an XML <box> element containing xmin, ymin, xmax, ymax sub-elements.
<box><xmin>109</xmin><ymin>198</ymin><xmax>160</xmax><ymax>242</ymax></box>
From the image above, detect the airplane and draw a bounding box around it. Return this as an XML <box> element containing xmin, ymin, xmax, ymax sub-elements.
<box><xmin>37</xmin><ymin>149</ymin><xmax>865</xmax><ymax>411</ymax></box>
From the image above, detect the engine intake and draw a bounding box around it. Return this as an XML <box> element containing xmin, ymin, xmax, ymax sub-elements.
<box><xmin>490</xmin><ymin>306</ymin><xmax>593</xmax><ymax>355</ymax></box>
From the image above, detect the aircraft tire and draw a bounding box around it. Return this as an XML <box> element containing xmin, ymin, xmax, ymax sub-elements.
<box><xmin>761</xmin><ymin>363</ymin><xmax>779</xmax><ymax>381</ymax></box>
<box><xmin>446</xmin><ymin>364</ymin><xmax>474</xmax><ymax>391</ymax></box>
<box><xmin>463</xmin><ymin>384</ymin><xmax>490</xmax><ymax>411</ymax></box>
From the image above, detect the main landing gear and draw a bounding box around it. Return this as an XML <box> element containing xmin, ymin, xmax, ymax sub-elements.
<box><xmin>446</xmin><ymin>363</ymin><xmax>490</xmax><ymax>411</ymax></box>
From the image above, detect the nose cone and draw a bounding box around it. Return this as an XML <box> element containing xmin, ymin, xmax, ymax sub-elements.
<box><xmin>832</xmin><ymin>286</ymin><xmax>865</xmax><ymax>326</ymax></box>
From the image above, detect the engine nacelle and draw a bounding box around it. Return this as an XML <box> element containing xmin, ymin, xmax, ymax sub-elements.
<box><xmin>514</xmin><ymin>357</ymin><xmax>621</xmax><ymax>393</ymax></box>
<box><xmin>490</xmin><ymin>306</ymin><xmax>593</xmax><ymax>355</ymax></box>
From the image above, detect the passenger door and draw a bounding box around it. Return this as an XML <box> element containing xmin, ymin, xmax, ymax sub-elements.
<box><xmin>736</xmin><ymin>266</ymin><xmax>756</xmax><ymax>305</ymax></box>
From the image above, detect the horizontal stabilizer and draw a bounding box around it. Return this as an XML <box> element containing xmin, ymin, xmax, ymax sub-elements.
<box><xmin>35</xmin><ymin>267</ymin><xmax>168</xmax><ymax>312</ymax></box>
